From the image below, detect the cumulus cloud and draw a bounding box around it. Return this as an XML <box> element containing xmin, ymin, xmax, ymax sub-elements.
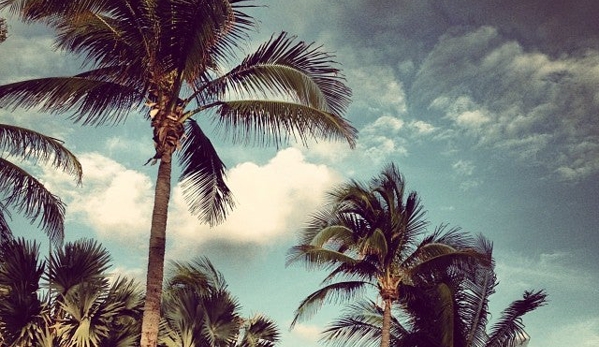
<box><xmin>41</xmin><ymin>152</ymin><xmax>154</xmax><ymax>241</ymax></box>
<box><xmin>168</xmin><ymin>148</ymin><xmax>342</xmax><ymax>252</ymax></box>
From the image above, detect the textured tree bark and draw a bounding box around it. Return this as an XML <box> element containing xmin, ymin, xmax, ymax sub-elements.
<box><xmin>381</xmin><ymin>297</ymin><xmax>392</xmax><ymax>347</ymax></box>
<box><xmin>140</xmin><ymin>155</ymin><xmax>172</xmax><ymax>347</ymax></box>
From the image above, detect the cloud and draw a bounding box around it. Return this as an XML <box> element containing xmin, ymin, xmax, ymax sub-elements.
<box><xmin>168</xmin><ymin>148</ymin><xmax>342</xmax><ymax>251</ymax></box>
<box><xmin>287</xmin><ymin>323</ymin><xmax>321</xmax><ymax>345</ymax></box>
<box><xmin>541</xmin><ymin>317</ymin><xmax>599</xmax><ymax>347</ymax></box>
<box><xmin>42</xmin><ymin>152</ymin><xmax>154</xmax><ymax>240</ymax></box>
<box><xmin>415</xmin><ymin>26</ymin><xmax>599</xmax><ymax>181</ymax></box>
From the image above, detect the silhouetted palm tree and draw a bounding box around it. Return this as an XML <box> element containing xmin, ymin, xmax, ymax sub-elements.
<box><xmin>159</xmin><ymin>257</ymin><xmax>280</xmax><ymax>347</ymax></box>
<box><xmin>287</xmin><ymin>164</ymin><xmax>487</xmax><ymax>347</ymax></box>
<box><xmin>0</xmin><ymin>124</ymin><xmax>82</xmax><ymax>245</ymax></box>
<box><xmin>0</xmin><ymin>238</ymin><xmax>143</xmax><ymax>347</ymax></box>
<box><xmin>0</xmin><ymin>1</ymin><xmax>355</xmax><ymax>345</ymax></box>
<box><xmin>321</xmin><ymin>239</ymin><xmax>548</xmax><ymax>347</ymax></box>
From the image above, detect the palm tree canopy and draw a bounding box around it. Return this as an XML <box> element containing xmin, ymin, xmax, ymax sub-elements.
<box><xmin>0</xmin><ymin>0</ymin><xmax>356</xmax><ymax>227</ymax></box>
<box><xmin>160</xmin><ymin>256</ymin><xmax>280</xmax><ymax>347</ymax></box>
<box><xmin>0</xmin><ymin>123</ymin><xmax>82</xmax><ymax>245</ymax></box>
<box><xmin>287</xmin><ymin>164</ymin><xmax>489</xmax><ymax>333</ymax></box>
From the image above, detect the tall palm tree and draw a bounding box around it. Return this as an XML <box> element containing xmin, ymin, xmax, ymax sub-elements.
<box><xmin>322</xmin><ymin>240</ymin><xmax>548</xmax><ymax>347</ymax></box>
<box><xmin>0</xmin><ymin>237</ymin><xmax>144</xmax><ymax>347</ymax></box>
<box><xmin>0</xmin><ymin>123</ymin><xmax>82</xmax><ymax>245</ymax></box>
<box><xmin>0</xmin><ymin>1</ymin><xmax>356</xmax><ymax>345</ymax></box>
<box><xmin>287</xmin><ymin>164</ymin><xmax>488</xmax><ymax>347</ymax></box>
<box><xmin>159</xmin><ymin>257</ymin><xmax>280</xmax><ymax>347</ymax></box>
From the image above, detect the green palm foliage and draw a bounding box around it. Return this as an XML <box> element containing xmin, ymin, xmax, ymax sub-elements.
<box><xmin>0</xmin><ymin>238</ymin><xmax>144</xmax><ymax>347</ymax></box>
<box><xmin>0</xmin><ymin>124</ymin><xmax>82</xmax><ymax>245</ymax></box>
<box><xmin>287</xmin><ymin>163</ymin><xmax>488</xmax><ymax>347</ymax></box>
<box><xmin>0</xmin><ymin>2</ymin><xmax>355</xmax><ymax>345</ymax></box>
<box><xmin>159</xmin><ymin>257</ymin><xmax>280</xmax><ymax>347</ymax></box>
<box><xmin>321</xmin><ymin>240</ymin><xmax>548</xmax><ymax>347</ymax></box>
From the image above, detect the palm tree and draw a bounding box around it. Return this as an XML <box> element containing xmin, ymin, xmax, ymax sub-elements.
<box><xmin>0</xmin><ymin>237</ymin><xmax>144</xmax><ymax>347</ymax></box>
<box><xmin>0</xmin><ymin>1</ymin><xmax>356</xmax><ymax>345</ymax></box>
<box><xmin>287</xmin><ymin>164</ymin><xmax>488</xmax><ymax>347</ymax></box>
<box><xmin>159</xmin><ymin>256</ymin><xmax>280</xmax><ymax>347</ymax></box>
<box><xmin>321</xmin><ymin>240</ymin><xmax>548</xmax><ymax>347</ymax></box>
<box><xmin>0</xmin><ymin>17</ymin><xmax>7</xmax><ymax>43</ymax></box>
<box><xmin>0</xmin><ymin>123</ymin><xmax>82</xmax><ymax>245</ymax></box>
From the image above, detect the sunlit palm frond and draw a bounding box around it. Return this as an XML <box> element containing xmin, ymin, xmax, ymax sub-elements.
<box><xmin>286</xmin><ymin>244</ymin><xmax>359</xmax><ymax>269</ymax></box>
<box><xmin>0</xmin><ymin>123</ymin><xmax>82</xmax><ymax>182</ymax></box>
<box><xmin>486</xmin><ymin>290</ymin><xmax>548</xmax><ymax>347</ymax></box>
<box><xmin>211</xmin><ymin>99</ymin><xmax>357</xmax><ymax>148</ymax></box>
<box><xmin>237</xmin><ymin>314</ymin><xmax>280</xmax><ymax>347</ymax></box>
<box><xmin>291</xmin><ymin>281</ymin><xmax>368</xmax><ymax>329</ymax></box>
<box><xmin>0</xmin><ymin>158</ymin><xmax>66</xmax><ymax>245</ymax></box>
<box><xmin>222</xmin><ymin>32</ymin><xmax>352</xmax><ymax>116</ymax></box>
<box><xmin>167</xmin><ymin>256</ymin><xmax>227</xmax><ymax>295</ymax></box>
<box><xmin>178</xmin><ymin>119</ymin><xmax>235</xmax><ymax>226</ymax></box>
<box><xmin>0</xmin><ymin>76</ymin><xmax>142</xmax><ymax>125</ymax></box>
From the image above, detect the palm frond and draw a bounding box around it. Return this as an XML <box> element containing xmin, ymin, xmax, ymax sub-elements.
<box><xmin>290</xmin><ymin>281</ymin><xmax>368</xmax><ymax>329</ymax></box>
<box><xmin>217</xmin><ymin>32</ymin><xmax>352</xmax><ymax>116</ymax></box>
<box><xmin>286</xmin><ymin>244</ymin><xmax>359</xmax><ymax>269</ymax></box>
<box><xmin>47</xmin><ymin>239</ymin><xmax>111</xmax><ymax>297</ymax></box>
<box><xmin>178</xmin><ymin>119</ymin><xmax>235</xmax><ymax>227</ymax></box>
<box><xmin>0</xmin><ymin>76</ymin><xmax>142</xmax><ymax>125</ymax></box>
<box><xmin>238</xmin><ymin>314</ymin><xmax>280</xmax><ymax>347</ymax></box>
<box><xmin>0</xmin><ymin>123</ymin><xmax>82</xmax><ymax>182</ymax></box>
<box><xmin>486</xmin><ymin>290</ymin><xmax>548</xmax><ymax>347</ymax></box>
<box><xmin>211</xmin><ymin>99</ymin><xmax>357</xmax><ymax>148</ymax></box>
<box><xmin>0</xmin><ymin>158</ymin><xmax>66</xmax><ymax>245</ymax></box>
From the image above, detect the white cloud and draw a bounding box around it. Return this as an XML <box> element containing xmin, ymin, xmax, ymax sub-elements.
<box><xmin>541</xmin><ymin>317</ymin><xmax>599</xmax><ymax>347</ymax></box>
<box><xmin>452</xmin><ymin>160</ymin><xmax>475</xmax><ymax>176</ymax></box>
<box><xmin>169</xmin><ymin>148</ymin><xmax>342</xmax><ymax>250</ymax></box>
<box><xmin>409</xmin><ymin>120</ymin><xmax>437</xmax><ymax>135</ymax></box>
<box><xmin>349</xmin><ymin>65</ymin><xmax>407</xmax><ymax>116</ymax></box>
<box><xmin>289</xmin><ymin>323</ymin><xmax>322</xmax><ymax>344</ymax></box>
<box><xmin>46</xmin><ymin>152</ymin><xmax>154</xmax><ymax>240</ymax></box>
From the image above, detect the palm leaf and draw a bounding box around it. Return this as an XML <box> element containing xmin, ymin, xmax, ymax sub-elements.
<box><xmin>0</xmin><ymin>158</ymin><xmax>66</xmax><ymax>245</ymax></box>
<box><xmin>210</xmin><ymin>99</ymin><xmax>357</xmax><ymax>148</ymax></box>
<box><xmin>237</xmin><ymin>314</ymin><xmax>280</xmax><ymax>347</ymax></box>
<box><xmin>0</xmin><ymin>76</ymin><xmax>142</xmax><ymax>126</ymax></box>
<box><xmin>486</xmin><ymin>290</ymin><xmax>548</xmax><ymax>347</ymax></box>
<box><xmin>0</xmin><ymin>123</ymin><xmax>82</xmax><ymax>182</ymax></box>
<box><xmin>286</xmin><ymin>244</ymin><xmax>359</xmax><ymax>269</ymax></box>
<box><xmin>178</xmin><ymin>119</ymin><xmax>234</xmax><ymax>227</ymax></box>
<box><xmin>290</xmin><ymin>280</ymin><xmax>369</xmax><ymax>328</ymax></box>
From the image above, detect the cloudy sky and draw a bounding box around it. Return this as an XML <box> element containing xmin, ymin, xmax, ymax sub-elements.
<box><xmin>2</xmin><ymin>1</ymin><xmax>599</xmax><ymax>346</ymax></box>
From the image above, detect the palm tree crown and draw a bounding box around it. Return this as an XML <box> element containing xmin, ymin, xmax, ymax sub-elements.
<box><xmin>287</xmin><ymin>164</ymin><xmax>488</xmax><ymax>347</ymax></box>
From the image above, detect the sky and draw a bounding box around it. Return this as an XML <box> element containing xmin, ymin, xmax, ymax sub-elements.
<box><xmin>1</xmin><ymin>0</ymin><xmax>599</xmax><ymax>346</ymax></box>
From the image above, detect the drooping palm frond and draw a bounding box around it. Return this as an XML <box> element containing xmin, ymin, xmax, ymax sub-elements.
<box><xmin>322</xmin><ymin>300</ymin><xmax>407</xmax><ymax>347</ymax></box>
<box><xmin>0</xmin><ymin>158</ymin><xmax>66</xmax><ymax>244</ymax></box>
<box><xmin>178</xmin><ymin>119</ymin><xmax>234</xmax><ymax>226</ymax></box>
<box><xmin>291</xmin><ymin>280</ymin><xmax>370</xmax><ymax>329</ymax></box>
<box><xmin>167</xmin><ymin>256</ymin><xmax>227</xmax><ymax>294</ymax></box>
<box><xmin>486</xmin><ymin>290</ymin><xmax>548</xmax><ymax>347</ymax></box>
<box><xmin>0</xmin><ymin>123</ymin><xmax>82</xmax><ymax>181</ymax></box>
<box><xmin>0</xmin><ymin>76</ymin><xmax>142</xmax><ymax>125</ymax></box>
<box><xmin>210</xmin><ymin>99</ymin><xmax>357</xmax><ymax>148</ymax></box>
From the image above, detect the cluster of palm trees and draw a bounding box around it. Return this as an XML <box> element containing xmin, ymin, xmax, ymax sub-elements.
<box><xmin>287</xmin><ymin>164</ymin><xmax>547</xmax><ymax>347</ymax></box>
<box><xmin>0</xmin><ymin>1</ymin><xmax>547</xmax><ymax>347</ymax></box>
<box><xmin>0</xmin><ymin>237</ymin><xmax>279</xmax><ymax>346</ymax></box>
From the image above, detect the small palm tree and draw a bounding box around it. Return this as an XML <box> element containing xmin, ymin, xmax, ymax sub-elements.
<box><xmin>159</xmin><ymin>257</ymin><xmax>280</xmax><ymax>347</ymax></box>
<box><xmin>0</xmin><ymin>124</ymin><xmax>82</xmax><ymax>245</ymax></box>
<box><xmin>0</xmin><ymin>237</ymin><xmax>144</xmax><ymax>347</ymax></box>
<box><xmin>0</xmin><ymin>2</ymin><xmax>355</xmax><ymax>345</ymax></box>
<box><xmin>287</xmin><ymin>164</ymin><xmax>488</xmax><ymax>347</ymax></box>
<box><xmin>321</xmin><ymin>239</ymin><xmax>548</xmax><ymax>347</ymax></box>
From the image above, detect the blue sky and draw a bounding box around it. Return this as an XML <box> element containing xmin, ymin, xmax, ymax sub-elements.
<box><xmin>1</xmin><ymin>1</ymin><xmax>599</xmax><ymax>346</ymax></box>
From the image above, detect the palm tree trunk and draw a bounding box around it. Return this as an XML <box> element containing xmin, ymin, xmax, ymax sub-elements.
<box><xmin>140</xmin><ymin>155</ymin><xmax>172</xmax><ymax>347</ymax></box>
<box><xmin>381</xmin><ymin>297</ymin><xmax>392</xmax><ymax>347</ymax></box>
